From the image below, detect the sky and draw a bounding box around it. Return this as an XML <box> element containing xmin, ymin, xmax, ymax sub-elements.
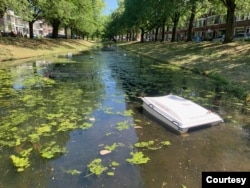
<box><xmin>103</xmin><ymin>0</ymin><xmax>118</xmax><ymax>15</ymax></box>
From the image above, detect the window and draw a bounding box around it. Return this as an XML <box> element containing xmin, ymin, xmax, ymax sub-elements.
<box><xmin>220</xmin><ymin>15</ymin><xmax>226</xmax><ymax>24</ymax></box>
<box><xmin>194</xmin><ymin>18</ymin><xmax>206</xmax><ymax>28</ymax></box>
<box><xmin>236</xmin><ymin>14</ymin><xmax>245</xmax><ymax>21</ymax></box>
<box><xmin>207</xmin><ymin>16</ymin><xmax>215</xmax><ymax>26</ymax></box>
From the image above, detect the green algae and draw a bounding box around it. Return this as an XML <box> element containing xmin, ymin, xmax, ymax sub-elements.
<box><xmin>126</xmin><ymin>152</ymin><xmax>150</xmax><ymax>165</ymax></box>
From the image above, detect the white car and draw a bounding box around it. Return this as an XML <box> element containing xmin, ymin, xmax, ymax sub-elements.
<box><xmin>233</xmin><ymin>33</ymin><xmax>250</xmax><ymax>41</ymax></box>
<box><xmin>212</xmin><ymin>35</ymin><xmax>224</xmax><ymax>42</ymax></box>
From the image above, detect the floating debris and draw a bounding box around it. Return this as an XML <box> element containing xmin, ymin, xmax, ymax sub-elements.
<box><xmin>134</xmin><ymin>126</ymin><xmax>143</xmax><ymax>129</ymax></box>
<box><xmin>89</xmin><ymin>117</ymin><xmax>95</xmax><ymax>122</ymax></box>
<box><xmin>100</xmin><ymin>150</ymin><xmax>112</xmax><ymax>155</ymax></box>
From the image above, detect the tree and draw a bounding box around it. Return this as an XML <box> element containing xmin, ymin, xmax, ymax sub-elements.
<box><xmin>185</xmin><ymin>0</ymin><xmax>210</xmax><ymax>42</ymax></box>
<box><xmin>0</xmin><ymin>0</ymin><xmax>8</xmax><ymax>18</ymax></box>
<box><xmin>211</xmin><ymin>0</ymin><xmax>250</xmax><ymax>43</ymax></box>
<box><xmin>221</xmin><ymin>0</ymin><xmax>236</xmax><ymax>43</ymax></box>
<box><xmin>157</xmin><ymin>0</ymin><xmax>172</xmax><ymax>42</ymax></box>
<box><xmin>40</xmin><ymin>0</ymin><xmax>104</xmax><ymax>39</ymax></box>
<box><xmin>104</xmin><ymin>9</ymin><xmax>125</xmax><ymax>40</ymax></box>
<box><xmin>122</xmin><ymin>0</ymin><xmax>159</xmax><ymax>42</ymax></box>
<box><xmin>168</xmin><ymin>0</ymin><xmax>185</xmax><ymax>42</ymax></box>
<box><xmin>89</xmin><ymin>0</ymin><xmax>106</xmax><ymax>39</ymax></box>
<box><xmin>26</xmin><ymin>0</ymin><xmax>44</xmax><ymax>38</ymax></box>
<box><xmin>42</xmin><ymin>0</ymin><xmax>77</xmax><ymax>38</ymax></box>
<box><xmin>0</xmin><ymin>0</ymin><xmax>29</xmax><ymax>19</ymax></box>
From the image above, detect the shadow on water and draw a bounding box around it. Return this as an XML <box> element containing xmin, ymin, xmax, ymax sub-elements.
<box><xmin>0</xmin><ymin>48</ymin><xmax>249</xmax><ymax>188</ymax></box>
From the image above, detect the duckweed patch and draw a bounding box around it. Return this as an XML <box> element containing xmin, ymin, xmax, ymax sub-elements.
<box><xmin>117</xmin><ymin>109</ymin><xmax>134</xmax><ymax>116</ymax></box>
<box><xmin>40</xmin><ymin>141</ymin><xmax>66</xmax><ymax>159</ymax></box>
<box><xmin>104</xmin><ymin>142</ymin><xmax>124</xmax><ymax>151</ymax></box>
<box><xmin>0</xmin><ymin>62</ymin><xmax>104</xmax><ymax>172</ymax></box>
<box><xmin>10</xmin><ymin>155</ymin><xmax>30</xmax><ymax>172</ymax></box>
<box><xmin>135</xmin><ymin>140</ymin><xmax>171</xmax><ymax>150</ymax></box>
<box><xmin>104</xmin><ymin>143</ymin><xmax>118</xmax><ymax>151</ymax></box>
<box><xmin>103</xmin><ymin>108</ymin><xmax>134</xmax><ymax>117</ymax></box>
<box><xmin>10</xmin><ymin>148</ymin><xmax>33</xmax><ymax>172</ymax></box>
<box><xmin>65</xmin><ymin>169</ymin><xmax>81</xmax><ymax>175</ymax></box>
<box><xmin>116</xmin><ymin>121</ymin><xmax>135</xmax><ymax>131</ymax></box>
<box><xmin>110</xmin><ymin>161</ymin><xmax>119</xmax><ymax>167</ymax></box>
<box><xmin>107</xmin><ymin>172</ymin><xmax>115</xmax><ymax>176</ymax></box>
<box><xmin>135</xmin><ymin>141</ymin><xmax>155</xmax><ymax>148</ymax></box>
<box><xmin>86</xmin><ymin>158</ymin><xmax>121</xmax><ymax>177</ymax></box>
<box><xmin>126</xmin><ymin>152</ymin><xmax>150</xmax><ymax>165</ymax></box>
<box><xmin>87</xmin><ymin>158</ymin><xmax>108</xmax><ymax>176</ymax></box>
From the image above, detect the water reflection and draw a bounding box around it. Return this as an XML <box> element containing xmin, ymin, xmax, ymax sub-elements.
<box><xmin>0</xmin><ymin>48</ymin><xmax>249</xmax><ymax>188</ymax></box>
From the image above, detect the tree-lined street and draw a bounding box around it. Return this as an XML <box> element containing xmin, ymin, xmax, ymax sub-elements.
<box><xmin>105</xmin><ymin>0</ymin><xmax>250</xmax><ymax>43</ymax></box>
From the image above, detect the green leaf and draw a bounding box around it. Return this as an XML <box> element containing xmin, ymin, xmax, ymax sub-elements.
<box><xmin>87</xmin><ymin>158</ymin><xmax>108</xmax><ymax>176</ymax></box>
<box><xmin>116</xmin><ymin>121</ymin><xmax>130</xmax><ymax>131</ymax></box>
<box><xmin>10</xmin><ymin>155</ymin><xmax>30</xmax><ymax>172</ymax></box>
<box><xmin>107</xmin><ymin>172</ymin><xmax>115</xmax><ymax>176</ymax></box>
<box><xmin>37</xmin><ymin>124</ymin><xmax>51</xmax><ymax>134</ymax></box>
<box><xmin>65</xmin><ymin>169</ymin><xmax>81</xmax><ymax>175</ymax></box>
<box><xmin>117</xmin><ymin>109</ymin><xmax>134</xmax><ymax>116</ymax></box>
<box><xmin>161</xmin><ymin>141</ymin><xmax>171</xmax><ymax>146</ymax></box>
<box><xmin>135</xmin><ymin>141</ymin><xmax>155</xmax><ymax>148</ymax></box>
<box><xmin>126</xmin><ymin>152</ymin><xmax>150</xmax><ymax>165</ymax></box>
<box><xmin>110</xmin><ymin>161</ymin><xmax>119</xmax><ymax>167</ymax></box>
<box><xmin>40</xmin><ymin>142</ymin><xmax>66</xmax><ymax>159</ymax></box>
<box><xmin>104</xmin><ymin>143</ymin><xmax>117</xmax><ymax>151</ymax></box>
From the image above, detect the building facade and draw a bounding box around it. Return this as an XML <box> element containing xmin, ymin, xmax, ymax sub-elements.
<box><xmin>0</xmin><ymin>9</ymin><xmax>54</xmax><ymax>38</ymax></box>
<box><xmin>189</xmin><ymin>13</ymin><xmax>250</xmax><ymax>40</ymax></box>
<box><xmin>145</xmin><ymin>13</ymin><xmax>250</xmax><ymax>42</ymax></box>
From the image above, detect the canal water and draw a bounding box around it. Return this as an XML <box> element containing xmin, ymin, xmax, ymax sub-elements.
<box><xmin>0</xmin><ymin>47</ymin><xmax>249</xmax><ymax>188</ymax></box>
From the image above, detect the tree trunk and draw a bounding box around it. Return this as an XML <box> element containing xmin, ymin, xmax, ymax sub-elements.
<box><xmin>186</xmin><ymin>4</ymin><xmax>196</xmax><ymax>42</ymax></box>
<box><xmin>171</xmin><ymin>12</ymin><xmax>180</xmax><ymax>42</ymax></box>
<box><xmin>64</xmin><ymin>26</ymin><xmax>68</xmax><ymax>38</ymax></box>
<box><xmin>223</xmin><ymin>0</ymin><xmax>236</xmax><ymax>43</ymax></box>
<box><xmin>161</xmin><ymin>23</ymin><xmax>165</xmax><ymax>42</ymax></box>
<box><xmin>129</xmin><ymin>32</ymin><xmax>132</xmax><ymax>41</ymax></box>
<box><xmin>140</xmin><ymin>28</ymin><xmax>145</xmax><ymax>42</ymax></box>
<box><xmin>155</xmin><ymin>27</ymin><xmax>159</xmax><ymax>41</ymax></box>
<box><xmin>132</xmin><ymin>30</ymin><xmax>135</xmax><ymax>41</ymax></box>
<box><xmin>29</xmin><ymin>21</ymin><xmax>34</xmax><ymax>39</ymax></box>
<box><xmin>51</xmin><ymin>19</ymin><xmax>60</xmax><ymax>38</ymax></box>
<box><xmin>171</xmin><ymin>25</ymin><xmax>176</xmax><ymax>42</ymax></box>
<box><xmin>166</xmin><ymin>26</ymin><xmax>169</xmax><ymax>41</ymax></box>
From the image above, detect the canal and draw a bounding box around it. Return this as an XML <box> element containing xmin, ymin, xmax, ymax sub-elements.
<box><xmin>0</xmin><ymin>47</ymin><xmax>249</xmax><ymax>188</ymax></box>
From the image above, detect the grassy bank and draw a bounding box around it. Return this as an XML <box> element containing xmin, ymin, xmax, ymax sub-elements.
<box><xmin>120</xmin><ymin>41</ymin><xmax>250</xmax><ymax>100</ymax></box>
<box><xmin>0</xmin><ymin>37</ymin><xmax>96</xmax><ymax>62</ymax></box>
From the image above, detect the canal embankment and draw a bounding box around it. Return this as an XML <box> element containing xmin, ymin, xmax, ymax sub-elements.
<box><xmin>119</xmin><ymin>41</ymin><xmax>250</xmax><ymax>100</ymax></box>
<box><xmin>0</xmin><ymin>38</ymin><xmax>96</xmax><ymax>62</ymax></box>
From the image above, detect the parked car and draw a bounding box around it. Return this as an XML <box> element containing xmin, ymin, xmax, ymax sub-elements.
<box><xmin>233</xmin><ymin>33</ymin><xmax>250</xmax><ymax>41</ymax></box>
<box><xmin>212</xmin><ymin>35</ymin><xmax>224</xmax><ymax>42</ymax></box>
<box><xmin>45</xmin><ymin>33</ymin><xmax>52</xmax><ymax>38</ymax></box>
<box><xmin>45</xmin><ymin>33</ymin><xmax>66</xmax><ymax>38</ymax></box>
<box><xmin>192</xmin><ymin>36</ymin><xmax>202</xmax><ymax>42</ymax></box>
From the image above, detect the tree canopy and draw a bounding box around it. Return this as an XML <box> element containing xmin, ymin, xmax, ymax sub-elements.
<box><xmin>1</xmin><ymin>0</ymin><xmax>105</xmax><ymax>39</ymax></box>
